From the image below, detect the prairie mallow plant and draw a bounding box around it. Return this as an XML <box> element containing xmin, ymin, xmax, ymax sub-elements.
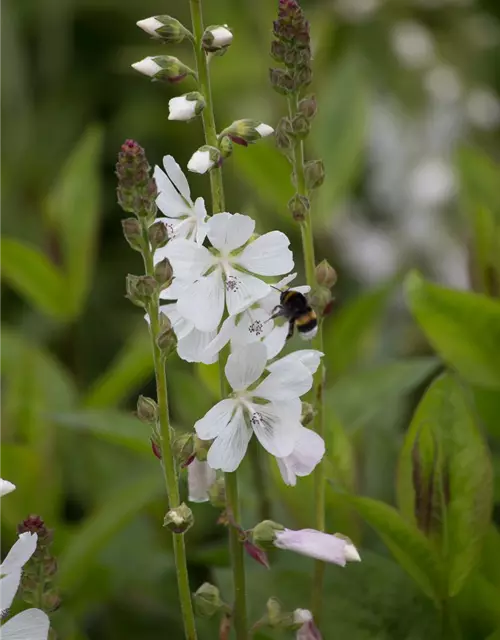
<box><xmin>120</xmin><ymin>1</ymin><xmax>353</xmax><ymax>637</ymax></box>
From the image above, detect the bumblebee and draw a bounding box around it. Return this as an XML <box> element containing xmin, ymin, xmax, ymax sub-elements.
<box><xmin>270</xmin><ymin>289</ymin><xmax>318</xmax><ymax>340</ymax></box>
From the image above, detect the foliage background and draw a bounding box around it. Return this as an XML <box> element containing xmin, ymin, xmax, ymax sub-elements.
<box><xmin>2</xmin><ymin>0</ymin><xmax>500</xmax><ymax>638</ymax></box>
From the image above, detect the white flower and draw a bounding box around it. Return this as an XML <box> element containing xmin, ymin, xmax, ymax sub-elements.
<box><xmin>195</xmin><ymin>342</ymin><xmax>321</xmax><ymax>471</ymax></box>
<box><xmin>131</xmin><ymin>56</ymin><xmax>162</xmax><ymax>77</ymax></box>
<box><xmin>204</xmin><ymin>274</ymin><xmax>308</xmax><ymax>359</ymax></box>
<box><xmin>136</xmin><ymin>17</ymin><xmax>164</xmax><ymax>37</ymax></box>
<box><xmin>1</xmin><ymin>532</ymin><xmax>38</xmax><ymax>617</ymax></box>
<box><xmin>188</xmin><ymin>459</ymin><xmax>217</xmax><ymax>502</ymax></box>
<box><xmin>168</xmin><ymin>93</ymin><xmax>205</xmax><ymax>122</ymax></box>
<box><xmin>160</xmin><ymin>213</ymin><xmax>294</xmax><ymax>332</ymax></box>
<box><xmin>274</xmin><ymin>528</ymin><xmax>361</xmax><ymax>565</ymax></box>
<box><xmin>187</xmin><ymin>149</ymin><xmax>215</xmax><ymax>174</ymax></box>
<box><xmin>210</xmin><ymin>26</ymin><xmax>233</xmax><ymax>47</ymax></box>
<box><xmin>390</xmin><ymin>21</ymin><xmax>435</xmax><ymax>69</ymax></box>
<box><xmin>1</xmin><ymin>608</ymin><xmax>50</xmax><ymax>640</ymax></box>
<box><xmin>276</xmin><ymin>426</ymin><xmax>325</xmax><ymax>486</ymax></box>
<box><xmin>154</xmin><ymin>155</ymin><xmax>208</xmax><ymax>244</ymax></box>
<box><xmin>0</xmin><ymin>479</ymin><xmax>16</xmax><ymax>497</ymax></box>
<box><xmin>255</xmin><ymin>123</ymin><xmax>274</xmax><ymax>138</ymax></box>
<box><xmin>159</xmin><ymin>303</ymin><xmax>217</xmax><ymax>364</ymax></box>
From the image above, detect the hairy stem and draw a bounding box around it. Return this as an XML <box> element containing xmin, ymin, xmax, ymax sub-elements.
<box><xmin>189</xmin><ymin>2</ymin><xmax>248</xmax><ymax>637</ymax></box>
<box><xmin>287</xmin><ymin>95</ymin><xmax>326</xmax><ymax>622</ymax></box>
<box><xmin>142</xmin><ymin>235</ymin><xmax>198</xmax><ymax>640</ymax></box>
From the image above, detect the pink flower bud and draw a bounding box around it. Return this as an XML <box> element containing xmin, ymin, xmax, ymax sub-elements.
<box><xmin>274</xmin><ymin>528</ymin><xmax>361</xmax><ymax>565</ymax></box>
<box><xmin>243</xmin><ymin>539</ymin><xmax>270</xmax><ymax>569</ymax></box>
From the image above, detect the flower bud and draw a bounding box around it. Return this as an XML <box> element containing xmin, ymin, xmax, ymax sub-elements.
<box><xmin>220</xmin><ymin>119</ymin><xmax>274</xmax><ymax>147</ymax></box>
<box><xmin>151</xmin><ymin>436</ymin><xmax>162</xmax><ymax>460</ymax></box>
<box><xmin>208</xmin><ymin>476</ymin><xmax>226</xmax><ymax>508</ymax></box>
<box><xmin>168</xmin><ymin>92</ymin><xmax>206</xmax><ymax>122</ymax></box>
<box><xmin>251</xmin><ymin>520</ymin><xmax>284</xmax><ymax>549</ymax></box>
<box><xmin>163</xmin><ymin>503</ymin><xmax>194</xmax><ymax>534</ymax></box>
<box><xmin>315</xmin><ymin>259</ymin><xmax>337</xmax><ymax>289</ymax></box>
<box><xmin>301</xmin><ymin>402</ymin><xmax>315</xmax><ymax>426</ymax></box>
<box><xmin>137</xmin><ymin>395</ymin><xmax>158</xmax><ymax>424</ymax></box>
<box><xmin>122</xmin><ymin>217</ymin><xmax>143</xmax><ymax>252</ymax></box>
<box><xmin>188</xmin><ymin>459</ymin><xmax>216</xmax><ymax>502</ymax></box>
<box><xmin>304</xmin><ymin>159</ymin><xmax>325</xmax><ymax>190</ymax></box>
<box><xmin>148</xmin><ymin>221</ymin><xmax>169</xmax><ymax>250</ymax></box>
<box><xmin>294</xmin><ymin>65</ymin><xmax>313</xmax><ymax>89</ymax></box>
<box><xmin>291</xmin><ymin>113</ymin><xmax>310</xmax><ymax>139</ymax></box>
<box><xmin>269</xmin><ymin>67</ymin><xmax>294</xmax><ymax>95</ymax></box>
<box><xmin>187</xmin><ymin>145</ymin><xmax>221</xmax><ymax>174</ymax></box>
<box><xmin>202</xmin><ymin>25</ymin><xmax>233</xmax><ymax>52</ymax></box>
<box><xmin>193</xmin><ymin>582</ymin><xmax>224</xmax><ymax>618</ymax></box>
<box><xmin>194</xmin><ymin>436</ymin><xmax>210</xmax><ymax>462</ymax></box>
<box><xmin>267</xmin><ymin>597</ymin><xmax>283</xmax><ymax>627</ymax></box>
<box><xmin>154</xmin><ymin>257</ymin><xmax>174</xmax><ymax>289</ymax></box>
<box><xmin>298</xmin><ymin>95</ymin><xmax>317</xmax><ymax>120</ymax></box>
<box><xmin>136</xmin><ymin>15</ymin><xmax>192</xmax><ymax>43</ymax></box>
<box><xmin>173</xmin><ymin>432</ymin><xmax>195</xmax><ymax>467</ymax></box>
<box><xmin>288</xmin><ymin>193</ymin><xmax>310</xmax><ymax>222</ymax></box>
<box><xmin>126</xmin><ymin>274</ymin><xmax>158</xmax><ymax>307</ymax></box>
<box><xmin>131</xmin><ymin>56</ymin><xmax>195</xmax><ymax>84</ymax></box>
<box><xmin>243</xmin><ymin>539</ymin><xmax>270</xmax><ymax>569</ymax></box>
<box><xmin>270</xmin><ymin>40</ymin><xmax>286</xmax><ymax>63</ymax></box>
<box><xmin>116</xmin><ymin>139</ymin><xmax>157</xmax><ymax>218</ymax></box>
<box><xmin>157</xmin><ymin>317</ymin><xmax>177</xmax><ymax>356</ymax></box>
<box><xmin>308</xmin><ymin>286</ymin><xmax>332</xmax><ymax>317</ymax></box>
<box><xmin>275</xmin><ymin>117</ymin><xmax>294</xmax><ymax>153</ymax></box>
<box><xmin>219</xmin><ymin>135</ymin><xmax>233</xmax><ymax>159</ymax></box>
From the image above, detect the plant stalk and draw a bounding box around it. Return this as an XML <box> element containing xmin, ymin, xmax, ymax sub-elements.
<box><xmin>142</xmin><ymin>236</ymin><xmax>198</xmax><ymax>640</ymax></box>
<box><xmin>288</xmin><ymin>95</ymin><xmax>326</xmax><ymax>622</ymax></box>
<box><xmin>189</xmin><ymin>2</ymin><xmax>248</xmax><ymax>638</ymax></box>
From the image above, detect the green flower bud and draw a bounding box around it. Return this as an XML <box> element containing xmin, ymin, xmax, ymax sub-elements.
<box><xmin>194</xmin><ymin>436</ymin><xmax>211</xmax><ymax>461</ymax></box>
<box><xmin>219</xmin><ymin>135</ymin><xmax>233</xmax><ymax>159</ymax></box>
<box><xmin>308</xmin><ymin>286</ymin><xmax>333</xmax><ymax>317</ymax></box>
<box><xmin>122</xmin><ymin>217</ymin><xmax>144</xmax><ymax>252</ymax></box>
<box><xmin>220</xmin><ymin>119</ymin><xmax>274</xmax><ymax>147</ymax></box>
<box><xmin>315</xmin><ymin>259</ymin><xmax>337</xmax><ymax>289</ymax></box>
<box><xmin>137</xmin><ymin>395</ymin><xmax>158</xmax><ymax>424</ymax></box>
<box><xmin>291</xmin><ymin>113</ymin><xmax>310</xmax><ymax>139</ymax></box>
<box><xmin>301</xmin><ymin>402</ymin><xmax>315</xmax><ymax>426</ymax></box>
<box><xmin>269</xmin><ymin>67</ymin><xmax>295</xmax><ymax>95</ymax></box>
<box><xmin>288</xmin><ymin>193</ymin><xmax>310</xmax><ymax>222</ymax></box>
<box><xmin>163</xmin><ymin>503</ymin><xmax>194</xmax><ymax>534</ymax></box>
<box><xmin>132</xmin><ymin>56</ymin><xmax>195</xmax><ymax>84</ymax></box>
<box><xmin>126</xmin><ymin>274</ymin><xmax>157</xmax><ymax>307</ymax></box>
<box><xmin>208</xmin><ymin>477</ymin><xmax>226</xmax><ymax>508</ymax></box>
<box><xmin>298</xmin><ymin>94</ymin><xmax>317</xmax><ymax>120</ymax></box>
<box><xmin>154</xmin><ymin>257</ymin><xmax>174</xmax><ymax>289</ymax></box>
<box><xmin>304</xmin><ymin>159</ymin><xmax>325</xmax><ymax>190</ymax></box>
<box><xmin>148</xmin><ymin>222</ymin><xmax>169</xmax><ymax>251</ymax></box>
<box><xmin>193</xmin><ymin>582</ymin><xmax>224</xmax><ymax>618</ymax></box>
<box><xmin>173</xmin><ymin>432</ymin><xmax>195</xmax><ymax>467</ymax></box>
<box><xmin>136</xmin><ymin>15</ymin><xmax>193</xmax><ymax>44</ymax></box>
<box><xmin>157</xmin><ymin>316</ymin><xmax>177</xmax><ymax>356</ymax></box>
<box><xmin>251</xmin><ymin>520</ymin><xmax>284</xmax><ymax>549</ymax></box>
<box><xmin>202</xmin><ymin>25</ymin><xmax>233</xmax><ymax>53</ymax></box>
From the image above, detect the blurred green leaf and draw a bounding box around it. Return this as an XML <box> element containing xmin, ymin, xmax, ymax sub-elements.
<box><xmin>471</xmin><ymin>386</ymin><xmax>500</xmax><ymax>440</ymax></box>
<box><xmin>323</xmin><ymin>280</ymin><xmax>395</xmax><ymax>377</ymax></box>
<box><xmin>397</xmin><ymin>374</ymin><xmax>493</xmax><ymax>596</ymax></box>
<box><xmin>46</xmin><ymin>125</ymin><xmax>103</xmax><ymax>317</ymax></box>
<box><xmin>58</xmin><ymin>469</ymin><xmax>163</xmax><ymax>592</ymax></box>
<box><xmin>327</xmin><ymin>409</ymin><xmax>356</xmax><ymax>491</ymax></box>
<box><xmin>1</xmin><ymin>237</ymin><xmax>68</xmax><ymax>319</ymax></box>
<box><xmin>405</xmin><ymin>272</ymin><xmax>500</xmax><ymax>389</ymax></box>
<box><xmin>84</xmin><ymin>324</ymin><xmax>153</xmax><ymax>408</ymax></box>
<box><xmin>315</xmin><ymin>51</ymin><xmax>368</xmax><ymax>218</ymax></box>
<box><xmin>456</xmin><ymin>146</ymin><xmax>500</xmax><ymax>223</ymax></box>
<box><xmin>481</xmin><ymin>526</ymin><xmax>500</xmax><ymax>591</ymax></box>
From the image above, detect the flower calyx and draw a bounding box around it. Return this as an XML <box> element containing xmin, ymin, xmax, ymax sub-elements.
<box><xmin>156</xmin><ymin>314</ymin><xmax>177</xmax><ymax>356</ymax></box>
<box><xmin>304</xmin><ymin>159</ymin><xmax>325</xmax><ymax>191</ymax></box>
<box><xmin>126</xmin><ymin>274</ymin><xmax>158</xmax><ymax>307</ymax></box>
<box><xmin>220</xmin><ymin>119</ymin><xmax>274</xmax><ymax>147</ymax></box>
<box><xmin>136</xmin><ymin>395</ymin><xmax>158</xmax><ymax>424</ymax></box>
<box><xmin>148</xmin><ymin>221</ymin><xmax>169</xmax><ymax>250</ymax></box>
<box><xmin>288</xmin><ymin>193</ymin><xmax>310</xmax><ymax>222</ymax></box>
<box><xmin>163</xmin><ymin>502</ymin><xmax>194</xmax><ymax>534</ymax></box>
<box><xmin>315</xmin><ymin>259</ymin><xmax>337</xmax><ymax>289</ymax></box>
<box><xmin>173</xmin><ymin>432</ymin><xmax>195</xmax><ymax>467</ymax></box>
<box><xmin>132</xmin><ymin>55</ymin><xmax>195</xmax><ymax>84</ymax></box>
<box><xmin>136</xmin><ymin>15</ymin><xmax>193</xmax><ymax>44</ymax></box>
<box><xmin>193</xmin><ymin>582</ymin><xmax>225</xmax><ymax>618</ymax></box>
<box><xmin>122</xmin><ymin>217</ymin><xmax>144</xmax><ymax>252</ymax></box>
<box><xmin>202</xmin><ymin>25</ymin><xmax>233</xmax><ymax>53</ymax></box>
<box><xmin>154</xmin><ymin>257</ymin><xmax>174</xmax><ymax>289</ymax></box>
<box><xmin>251</xmin><ymin>519</ymin><xmax>284</xmax><ymax>549</ymax></box>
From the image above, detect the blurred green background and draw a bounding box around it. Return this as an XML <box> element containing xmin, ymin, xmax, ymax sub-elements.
<box><xmin>2</xmin><ymin>0</ymin><xmax>500</xmax><ymax>638</ymax></box>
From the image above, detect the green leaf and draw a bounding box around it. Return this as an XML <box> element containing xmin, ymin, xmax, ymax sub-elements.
<box><xmin>397</xmin><ymin>374</ymin><xmax>493</xmax><ymax>596</ymax></box>
<box><xmin>335</xmin><ymin>493</ymin><xmax>444</xmax><ymax>602</ymax></box>
<box><xmin>46</xmin><ymin>125</ymin><xmax>103</xmax><ymax>316</ymax></box>
<box><xmin>57</xmin><ymin>468</ymin><xmax>163</xmax><ymax>592</ymax></box>
<box><xmin>52</xmin><ymin>409</ymin><xmax>150</xmax><ymax>454</ymax></box>
<box><xmin>0</xmin><ymin>237</ymin><xmax>68</xmax><ymax>319</ymax></box>
<box><xmin>327</xmin><ymin>409</ymin><xmax>356</xmax><ymax>491</ymax></box>
<box><xmin>84</xmin><ymin>324</ymin><xmax>153</xmax><ymax>408</ymax></box>
<box><xmin>314</xmin><ymin>51</ymin><xmax>368</xmax><ymax>219</ymax></box>
<box><xmin>405</xmin><ymin>272</ymin><xmax>500</xmax><ymax>389</ymax></box>
<box><xmin>323</xmin><ymin>280</ymin><xmax>395</xmax><ymax>377</ymax></box>
<box><xmin>456</xmin><ymin>146</ymin><xmax>500</xmax><ymax>224</ymax></box>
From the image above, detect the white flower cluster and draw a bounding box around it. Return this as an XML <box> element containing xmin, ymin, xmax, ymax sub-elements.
<box><xmin>149</xmin><ymin>156</ymin><xmax>325</xmax><ymax>487</ymax></box>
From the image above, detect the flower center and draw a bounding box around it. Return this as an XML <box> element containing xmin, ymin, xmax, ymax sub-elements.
<box><xmin>248</xmin><ymin>320</ymin><xmax>264</xmax><ymax>336</ymax></box>
<box><xmin>225</xmin><ymin>275</ymin><xmax>240</xmax><ymax>292</ymax></box>
<box><xmin>250</xmin><ymin>411</ymin><xmax>263</xmax><ymax>426</ymax></box>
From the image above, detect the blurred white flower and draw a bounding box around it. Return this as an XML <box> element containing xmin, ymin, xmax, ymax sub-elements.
<box><xmin>188</xmin><ymin>459</ymin><xmax>216</xmax><ymax>503</ymax></box>
<box><xmin>390</xmin><ymin>21</ymin><xmax>435</xmax><ymax>68</ymax></box>
<box><xmin>334</xmin><ymin>0</ymin><xmax>381</xmax><ymax>23</ymax></box>
<box><xmin>154</xmin><ymin>155</ymin><xmax>208</xmax><ymax>244</ymax></box>
<box><xmin>424</xmin><ymin>65</ymin><xmax>462</xmax><ymax>104</ymax></box>
<box><xmin>408</xmin><ymin>158</ymin><xmax>456</xmax><ymax>207</ymax></box>
<box><xmin>274</xmin><ymin>528</ymin><xmax>361</xmax><ymax>565</ymax></box>
<box><xmin>465</xmin><ymin>88</ymin><xmax>500</xmax><ymax>130</ymax></box>
<box><xmin>0</xmin><ymin>479</ymin><xmax>16</xmax><ymax>497</ymax></box>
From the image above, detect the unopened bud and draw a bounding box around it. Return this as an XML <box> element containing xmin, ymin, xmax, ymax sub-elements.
<box><xmin>267</xmin><ymin>598</ymin><xmax>283</xmax><ymax>627</ymax></box>
<box><xmin>137</xmin><ymin>395</ymin><xmax>158</xmax><ymax>424</ymax></box>
<box><xmin>244</xmin><ymin>539</ymin><xmax>270</xmax><ymax>569</ymax></box>
<box><xmin>301</xmin><ymin>402</ymin><xmax>315</xmax><ymax>426</ymax></box>
<box><xmin>163</xmin><ymin>503</ymin><xmax>194</xmax><ymax>534</ymax></box>
<box><xmin>298</xmin><ymin>95</ymin><xmax>317</xmax><ymax>120</ymax></box>
<box><xmin>173</xmin><ymin>433</ymin><xmax>195</xmax><ymax>467</ymax></box>
<box><xmin>308</xmin><ymin>286</ymin><xmax>333</xmax><ymax>317</ymax></box>
<box><xmin>251</xmin><ymin>520</ymin><xmax>284</xmax><ymax>549</ymax></box>
<box><xmin>116</xmin><ymin>140</ymin><xmax>157</xmax><ymax>218</ymax></box>
<box><xmin>315</xmin><ymin>259</ymin><xmax>337</xmax><ymax>288</ymax></box>
<box><xmin>154</xmin><ymin>257</ymin><xmax>174</xmax><ymax>289</ymax></box>
<box><xmin>269</xmin><ymin>67</ymin><xmax>294</xmax><ymax>95</ymax></box>
<box><xmin>151</xmin><ymin>437</ymin><xmax>162</xmax><ymax>460</ymax></box>
<box><xmin>122</xmin><ymin>217</ymin><xmax>143</xmax><ymax>252</ymax></box>
<box><xmin>304</xmin><ymin>159</ymin><xmax>325</xmax><ymax>190</ymax></box>
<box><xmin>157</xmin><ymin>318</ymin><xmax>176</xmax><ymax>356</ymax></box>
<box><xmin>148</xmin><ymin>222</ymin><xmax>169</xmax><ymax>250</ymax></box>
<box><xmin>219</xmin><ymin>136</ymin><xmax>233</xmax><ymax>159</ymax></box>
<box><xmin>294</xmin><ymin>65</ymin><xmax>313</xmax><ymax>89</ymax></box>
<box><xmin>275</xmin><ymin>117</ymin><xmax>294</xmax><ymax>152</ymax></box>
<box><xmin>220</xmin><ymin>119</ymin><xmax>274</xmax><ymax>147</ymax></box>
<box><xmin>208</xmin><ymin>477</ymin><xmax>226</xmax><ymax>508</ymax></box>
<box><xmin>126</xmin><ymin>274</ymin><xmax>158</xmax><ymax>307</ymax></box>
<box><xmin>288</xmin><ymin>193</ymin><xmax>310</xmax><ymax>222</ymax></box>
<box><xmin>194</xmin><ymin>436</ymin><xmax>210</xmax><ymax>461</ymax></box>
<box><xmin>202</xmin><ymin>25</ymin><xmax>233</xmax><ymax>52</ymax></box>
<box><xmin>187</xmin><ymin>145</ymin><xmax>222</xmax><ymax>174</ymax></box>
<box><xmin>270</xmin><ymin>40</ymin><xmax>286</xmax><ymax>63</ymax></box>
<box><xmin>136</xmin><ymin>15</ymin><xmax>192</xmax><ymax>44</ymax></box>
<box><xmin>168</xmin><ymin>92</ymin><xmax>206</xmax><ymax>122</ymax></box>
<box><xmin>291</xmin><ymin>113</ymin><xmax>310</xmax><ymax>139</ymax></box>
<box><xmin>132</xmin><ymin>55</ymin><xmax>195</xmax><ymax>84</ymax></box>
<box><xmin>194</xmin><ymin>582</ymin><xmax>224</xmax><ymax>618</ymax></box>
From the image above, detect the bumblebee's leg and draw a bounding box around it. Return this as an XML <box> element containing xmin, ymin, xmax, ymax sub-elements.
<box><xmin>269</xmin><ymin>305</ymin><xmax>284</xmax><ymax>320</ymax></box>
<box><xmin>286</xmin><ymin>320</ymin><xmax>295</xmax><ymax>340</ymax></box>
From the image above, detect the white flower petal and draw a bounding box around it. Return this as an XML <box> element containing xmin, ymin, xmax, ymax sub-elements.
<box><xmin>0</xmin><ymin>569</ymin><xmax>22</xmax><ymax>613</ymax></box>
<box><xmin>177</xmin><ymin>268</ymin><xmax>225</xmax><ymax>331</ymax></box>
<box><xmin>177</xmin><ymin>327</ymin><xmax>218</xmax><ymax>364</ymax></box>
<box><xmin>225</xmin><ymin>268</ymin><xmax>270</xmax><ymax>317</ymax></box>
<box><xmin>194</xmin><ymin>198</ymin><xmax>208</xmax><ymax>244</ymax></box>
<box><xmin>204</xmin><ymin>315</ymin><xmax>236</xmax><ymax>358</ymax></box>
<box><xmin>1</xmin><ymin>608</ymin><xmax>50</xmax><ymax>640</ymax></box>
<box><xmin>268</xmin><ymin>350</ymin><xmax>324</xmax><ymax>376</ymax></box>
<box><xmin>274</xmin><ymin>529</ymin><xmax>358</xmax><ymax>565</ymax></box>
<box><xmin>207</xmin><ymin>406</ymin><xmax>252</xmax><ymax>472</ymax></box>
<box><xmin>158</xmin><ymin>217</ymin><xmax>194</xmax><ymax>242</ymax></box>
<box><xmin>237</xmin><ymin>230</ymin><xmax>294</xmax><ymax>275</ymax></box>
<box><xmin>211</xmin><ymin>26</ymin><xmax>233</xmax><ymax>47</ymax></box>
<box><xmin>188</xmin><ymin>150</ymin><xmax>213</xmax><ymax>174</ymax></box>
<box><xmin>131</xmin><ymin>57</ymin><xmax>162</xmax><ymax>77</ymax></box>
<box><xmin>160</xmin><ymin>303</ymin><xmax>193</xmax><ymax>340</ymax></box>
<box><xmin>248</xmin><ymin>401</ymin><xmax>300</xmax><ymax>458</ymax></box>
<box><xmin>159</xmin><ymin>278</ymin><xmax>192</xmax><ymax>301</ymax></box>
<box><xmin>154</xmin><ymin>166</ymin><xmax>188</xmax><ymax>218</ymax></box>
<box><xmin>232</xmin><ymin>308</ymin><xmax>273</xmax><ymax>345</ymax></box>
<box><xmin>262</xmin><ymin>323</ymin><xmax>289</xmax><ymax>359</ymax></box>
<box><xmin>276</xmin><ymin>426</ymin><xmax>325</xmax><ymax>486</ymax></box>
<box><xmin>0</xmin><ymin>479</ymin><xmax>16</xmax><ymax>497</ymax></box>
<box><xmin>195</xmin><ymin>399</ymin><xmax>237</xmax><ymax>440</ymax></box>
<box><xmin>136</xmin><ymin>17</ymin><xmax>164</xmax><ymax>37</ymax></box>
<box><xmin>225</xmin><ymin>342</ymin><xmax>267</xmax><ymax>391</ymax></box>
<box><xmin>294</xmin><ymin>285</ymin><xmax>311</xmax><ymax>295</ymax></box>
<box><xmin>0</xmin><ymin>533</ymin><xmax>38</xmax><ymax>576</ymax></box>
<box><xmin>161</xmin><ymin>239</ymin><xmax>215</xmax><ymax>280</ymax></box>
<box><xmin>253</xmin><ymin>362</ymin><xmax>313</xmax><ymax>401</ymax></box>
<box><xmin>256</xmin><ymin>123</ymin><xmax>274</xmax><ymax>137</ymax></box>
<box><xmin>168</xmin><ymin>96</ymin><xmax>198</xmax><ymax>121</ymax></box>
<box><xmin>162</xmin><ymin>155</ymin><xmax>191</xmax><ymax>201</ymax></box>
<box><xmin>188</xmin><ymin>459</ymin><xmax>216</xmax><ymax>503</ymax></box>
<box><xmin>207</xmin><ymin>213</ymin><xmax>255</xmax><ymax>253</ymax></box>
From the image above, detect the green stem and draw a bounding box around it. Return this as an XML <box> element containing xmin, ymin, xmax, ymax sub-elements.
<box><xmin>288</xmin><ymin>95</ymin><xmax>326</xmax><ymax>622</ymax></box>
<box><xmin>189</xmin><ymin>2</ymin><xmax>248</xmax><ymax>637</ymax></box>
<box><xmin>142</xmin><ymin>236</ymin><xmax>198</xmax><ymax>640</ymax></box>
<box><xmin>189</xmin><ymin>0</ymin><xmax>225</xmax><ymax>213</ymax></box>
